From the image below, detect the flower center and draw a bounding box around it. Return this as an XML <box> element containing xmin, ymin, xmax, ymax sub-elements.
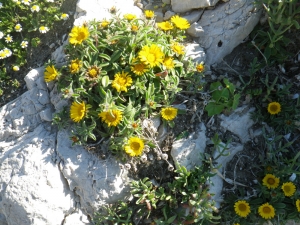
<box><xmin>267</xmin><ymin>178</ymin><xmax>275</xmax><ymax>185</ymax></box>
<box><xmin>147</xmin><ymin>54</ymin><xmax>155</xmax><ymax>63</ymax></box>
<box><xmin>72</xmin><ymin>63</ymin><xmax>79</xmax><ymax>70</ymax></box>
<box><xmin>135</xmin><ymin>64</ymin><xmax>145</xmax><ymax>72</ymax></box>
<box><xmin>106</xmin><ymin>112</ymin><xmax>116</xmax><ymax>122</ymax></box>
<box><xmin>116</xmin><ymin>77</ymin><xmax>126</xmax><ymax>85</ymax></box>
<box><xmin>77</xmin><ymin>31</ymin><xmax>86</xmax><ymax>41</ymax></box>
<box><xmin>284</xmin><ymin>186</ymin><xmax>290</xmax><ymax>192</ymax></box>
<box><xmin>164</xmin><ymin>109</ymin><xmax>173</xmax><ymax>116</ymax></box>
<box><xmin>270</xmin><ymin>105</ymin><xmax>278</xmax><ymax>112</ymax></box>
<box><xmin>263</xmin><ymin>206</ymin><xmax>271</xmax><ymax>214</ymax></box>
<box><xmin>89</xmin><ymin>68</ymin><xmax>98</xmax><ymax>77</ymax></box>
<box><xmin>130</xmin><ymin>142</ymin><xmax>140</xmax><ymax>151</ymax></box>
<box><xmin>238</xmin><ymin>203</ymin><xmax>247</xmax><ymax>211</ymax></box>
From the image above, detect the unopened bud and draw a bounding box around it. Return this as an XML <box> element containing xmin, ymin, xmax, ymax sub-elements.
<box><xmin>161</xmin><ymin>153</ymin><xmax>168</xmax><ymax>160</ymax></box>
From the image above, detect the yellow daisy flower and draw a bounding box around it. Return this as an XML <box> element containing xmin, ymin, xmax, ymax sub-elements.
<box><xmin>163</xmin><ymin>57</ymin><xmax>175</xmax><ymax>70</ymax></box>
<box><xmin>258</xmin><ymin>203</ymin><xmax>275</xmax><ymax>219</ymax></box>
<box><xmin>69</xmin><ymin>59</ymin><xmax>82</xmax><ymax>74</ymax></box>
<box><xmin>99</xmin><ymin>109</ymin><xmax>122</xmax><ymax>127</ymax></box>
<box><xmin>234</xmin><ymin>200</ymin><xmax>251</xmax><ymax>218</ymax></box>
<box><xmin>131</xmin><ymin>25</ymin><xmax>139</xmax><ymax>32</ymax></box>
<box><xmin>124</xmin><ymin>137</ymin><xmax>144</xmax><ymax>157</ymax></box>
<box><xmin>171</xmin><ymin>42</ymin><xmax>185</xmax><ymax>55</ymax></box>
<box><xmin>161</xmin><ymin>107</ymin><xmax>178</xmax><ymax>121</ymax></box>
<box><xmin>157</xmin><ymin>21</ymin><xmax>173</xmax><ymax>31</ymax></box>
<box><xmin>123</xmin><ymin>14</ymin><xmax>136</xmax><ymax>21</ymax></box>
<box><xmin>69</xmin><ymin>26</ymin><xmax>89</xmax><ymax>45</ymax></box>
<box><xmin>262</xmin><ymin>174</ymin><xmax>280</xmax><ymax>189</ymax></box>
<box><xmin>100</xmin><ymin>20</ymin><xmax>110</xmax><ymax>28</ymax></box>
<box><xmin>44</xmin><ymin>65</ymin><xmax>58</xmax><ymax>82</ymax></box>
<box><xmin>282</xmin><ymin>182</ymin><xmax>296</xmax><ymax>197</ymax></box>
<box><xmin>112</xmin><ymin>71</ymin><xmax>133</xmax><ymax>92</ymax></box>
<box><xmin>70</xmin><ymin>101</ymin><xmax>86</xmax><ymax>122</ymax></box>
<box><xmin>144</xmin><ymin>10</ymin><xmax>155</xmax><ymax>19</ymax></box>
<box><xmin>87</xmin><ymin>66</ymin><xmax>100</xmax><ymax>78</ymax></box>
<box><xmin>267</xmin><ymin>102</ymin><xmax>281</xmax><ymax>115</ymax></box>
<box><xmin>296</xmin><ymin>199</ymin><xmax>300</xmax><ymax>212</ymax></box>
<box><xmin>138</xmin><ymin>44</ymin><xmax>164</xmax><ymax>68</ymax></box>
<box><xmin>131</xmin><ymin>59</ymin><xmax>148</xmax><ymax>76</ymax></box>
<box><xmin>196</xmin><ymin>63</ymin><xmax>205</xmax><ymax>72</ymax></box>
<box><xmin>171</xmin><ymin>15</ymin><xmax>190</xmax><ymax>30</ymax></box>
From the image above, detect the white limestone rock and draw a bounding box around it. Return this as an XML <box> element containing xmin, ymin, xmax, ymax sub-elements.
<box><xmin>74</xmin><ymin>0</ymin><xmax>142</xmax><ymax>25</ymax></box>
<box><xmin>183</xmin><ymin>9</ymin><xmax>203</xmax><ymax>24</ymax></box>
<box><xmin>171</xmin><ymin>123</ymin><xmax>206</xmax><ymax>170</ymax></box>
<box><xmin>185</xmin><ymin>43</ymin><xmax>206</xmax><ymax>64</ymax></box>
<box><xmin>187</xmin><ymin>22</ymin><xmax>204</xmax><ymax>37</ymax></box>
<box><xmin>171</xmin><ymin>0</ymin><xmax>220</xmax><ymax>13</ymax></box>
<box><xmin>196</xmin><ymin>0</ymin><xmax>262</xmax><ymax>65</ymax></box>
<box><xmin>219</xmin><ymin>106</ymin><xmax>256</xmax><ymax>143</ymax></box>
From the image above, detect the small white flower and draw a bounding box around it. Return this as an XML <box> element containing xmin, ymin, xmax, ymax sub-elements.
<box><xmin>14</xmin><ymin>24</ymin><xmax>22</xmax><ymax>32</ymax></box>
<box><xmin>161</xmin><ymin>153</ymin><xmax>168</xmax><ymax>160</ymax></box>
<box><xmin>0</xmin><ymin>50</ymin><xmax>6</xmax><ymax>59</ymax></box>
<box><xmin>0</xmin><ymin>31</ymin><xmax>4</xmax><ymax>39</ymax></box>
<box><xmin>22</xmin><ymin>0</ymin><xmax>31</xmax><ymax>5</ymax></box>
<box><xmin>31</xmin><ymin>5</ymin><xmax>39</xmax><ymax>12</ymax></box>
<box><xmin>39</xmin><ymin>26</ymin><xmax>49</xmax><ymax>33</ymax></box>
<box><xmin>21</xmin><ymin>40</ymin><xmax>28</xmax><ymax>48</ymax></box>
<box><xmin>3</xmin><ymin>48</ymin><xmax>12</xmax><ymax>57</ymax></box>
<box><xmin>46</xmin><ymin>0</ymin><xmax>54</xmax><ymax>2</ymax></box>
<box><xmin>5</xmin><ymin>34</ymin><xmax>13</xmax><ymax>43</ymax></box>
<box><xmin>61</xmin><ymin>13</ymin><xmax>69</xmax><ymax>20</ymax></box>
<box><xmin>12</xmin><ymin>0</ymin><xmax>18</xmax><ymax>2</ymax></box>
<box><xmin>13</xmin><ymin>66</ymin><xmax>20</xmax><ymax>71</ymax></box>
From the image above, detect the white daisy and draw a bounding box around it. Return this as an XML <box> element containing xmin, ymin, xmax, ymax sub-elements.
<box><xmin>21</xmin><ymin>40</ymin><xmax>28</xmax><ymax>48</ymax></box>
<box><xmin>13</xmin><ymin>66</ymin><xmax>20</xmax><ymax>71</ymax></box>
<box><xmin>0</xmin><ymin>50</ymin><xmax>6</xmax><ymax>59</ymax></box>
<box><xmin>15</xmin><ymin>24</ymin><xmax>22</xmax><ymax>32</ymax></box>
<box><xmin>5</xmin><ymin>34</ymin><xmax>13</xmax><ymax>43</ymax></box>
<box><xmin>0</xmin><ymin>31</ymin><xmax>4</xmax><ymax>39</ymax></box>
<box><xmin>39</xmin><ymin>26</ymin><xmax>49</xmax><ymax>33</ymax></box>
<box><xmin>31</xmin><ymin>5</ymin><xmax>39</xmax><ymax>12</ymax></box>
<box><xmin>22</xmin><ymin>0</ymin><xmax>30</xmax><ymax>5</ymax></box>
<box><xmin>3</xmin><ymin>48</ymin><xmax>12</xmax><ymax>57</ymax></box>
<box><xmin>61</xmin><ymin>13</ymin><xmax>69</xmax><ymax>20</ymax></box>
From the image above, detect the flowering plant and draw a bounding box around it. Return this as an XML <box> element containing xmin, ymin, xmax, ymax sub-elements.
<box><xmin>50</xmin><ymin>11</ymin><xmax>202</xmax><ymax>159</ymax></box>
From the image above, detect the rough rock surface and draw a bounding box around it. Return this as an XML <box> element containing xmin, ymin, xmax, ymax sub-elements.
<box><xmin>195</xmin><ymin>0</ymin><xmax>262</xmax><ymax>65</ymax></box>
<box><xmin>171</xmin><ymin>0</ymin><xmax>220</xmax><ymax>13</ymax></box>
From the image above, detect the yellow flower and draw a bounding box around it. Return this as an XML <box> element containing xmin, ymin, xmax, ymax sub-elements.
<box><xmin>234</xmin><ymin>224</ymin><xmax>240</xmax><ymax>225</ymax></box>
<box><xmin>13</xmin><ymin>66</ymin><xmax>20</xmax><ymax>71</ymax></box>
<box><xmin>258</xmin><ymin>203</ymin><xmax>275</xmax><ymax>219</ymax></box>
<box><xmin>234</xmin><ymin>200</ymin><xmax>251</xmax><ymax>218</ymax></box>
<box><xmin>163</xmin><ymin>57</ymin><xmax>175</xmax><ymax>70</ymax></box>
<box><xmin>123</xmin><ymin>14</ymin><xmax>136</xmax><ymax>21</ymax></box>
<box><xmin>124</xmin><ymin>137</ymin><xmax>144</xmax><ymax>157</ymax></box>
<box><xmin>112</xmin><ymin>71</ymin><xmax>133</xmax><ymax>92</ymax></box>
<box><xmin>282</xmin><ymin>182</ymin><xmax>296</xmax><ymax>197</ymax></box>
<box><xmin>69</xmin><ymin>59</ymin><xmax>82</xmax><ymax>74</ymax></box>
<box><xmin>161</xmin><ymin>107</ymin><xmax>178</xmax><ymax>121</ymax></box>
<box><xmin>44</xmin><ymin>65</ymin><xmax>58</xmax><ymax>82</ymax></box>
<box><xmin>69</xmin><ymin>26</ymin><xmax>89</xmax><ymax>45</ymax></box>
<box><xmin>39</xmin><ymin>26</ymin><xmax>49</xmax><ymax>33</ymax></box>
<box><xmin>131</xmin><ymin>59</ymin><xmax>148</xmax><ymax>76</ymax></box>
<box><xmin>196</xmin><ymin>63</ymin><xmax>205</xmax><ymax>72</ymax></box>
<box><xmin>99</xmin><ymin>109</ymin><xmax>122</xmax><ymax>127</ymax></box>
<box><xmin>70</xmin><ymin>101</ymin><xmax>86</xmax><ymax>122</ymax></box>
<box><xmin>267</xmin><ymin>102</ymin><xmax>281</xmax><ymax>115</ymax></box>
<box><xmin>157</xmin><ymin>21</ymin><xmax>173</xmax><ymax>31</ymax></box>
<box><xmin>296</xmin><ymin>199</ymin><xmax>300</xmax><ymax>212</ymax></box>
<box><xmin>171</xmin><ymin>15</ymin><xmax>190</xmax><ymax>30</ymax></box>
<box><xmin>138</xmin><ymin>44</ymin><xmax>164</xmax><ymax>68</ymax></box>
<box><xmin>87</xmin><ymin>66</ymin><xmax>100</xmax><ymax>78</ymax></box>
<box><xmin>144</xmin><ymin>10</ymin><xmax>155</xmax><ymax>19</ymax></box>
<box><xmin>262</xmin><ymin>174</ymin><xmax>280</xmax><ymax>189</ymax></box>
<box><xmin>131</xmin><ymin>25</ymin><xmax>138</xmax><ymax>32</ymax></box>
<box><xmin>171</xmin><ymin>42</ymin><xmax>185</xmax><ymax>55</ymax></box>
<box><xmin>100</xmin><ymin>20</ymin><xmax>110</xmax><ymax>28</ymax></box>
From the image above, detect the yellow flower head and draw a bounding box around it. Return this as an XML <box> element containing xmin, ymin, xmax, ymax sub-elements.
<box><xmin>131</xmin><ymin>25</ymin><xmax>139</xmax><ymax>32</ymax></box>
<box><xmin>138</xmin><ymin>44</ymin><xmax>164</xmax><ymax>68</ymax></box>
<box><xmin>163</xmin><ymin>57</ymin><xmax>175</xmax><ymax>70</ymax></box>
<box><xmin>13</xmin><ymin>66</ymin><xmax>20</xmax><ymax>71</ymax></box>
<box><xmin>69</xmin><ymin>59</ymin><xmax>82</xmax><ymax>74</ymax></box>
<box><xmin>161</xmin><ymin>107</ymin><xmax>178</xmax><ymax>121</ymax></box>
<box><xmin>44</xmin><ymin>65</ymin><xmax>58</xmax><ymax>82</ymax></box>
<box><xmin>112</xmin><ymin>71</ymin><xmax>133</xmax><ymax>92</ymax></box>
<box><xmin>234</xmin><ymin>200</ymin><xmax>251</xmax><ymax>218</ymax></box>
<box><xmin>157</xmin><ymin>21</ymin><xmax>173</xmax><ymax>31</ymax></box>
<box><xmin>258</xmin><ymin>203</ymin><xmax>275</xmax><ymax>219</ymax></box>
<box><xmin>69</xmin><ymin>26</ymin><xmax>89</xmax><ymax>45</ymax></box>
<box><xmin>87</xmin><ymin>66</ymin><xmax>100</xmax><ymax>78</ymax></box>
<box><xmin>234</xmin><ymin>224</ymin><xmax>240</xmax><ymax>225</ymax></box>
<box><xmin>70</xmin><ymin>101</ymin><xmax>86</xmax><ymax>122</ymax></box>
<box><xmin>171</xmin><ymin>42</ymin><xmax>185</xmax><ymax>55</ymax></box>
<box><xmin>171</xmin><ymin>15</ymin><xmax>190</xmax><ymax>30</ymax></box>
<box><xmin>267</xmin><ymin>102</ymin><xmax>281</xmax><ymax>115</ymax></box>
<box><xmin>124</xmin><ymin>137</ymin><xmax>144</xmax><ymax>157</ymax></box>
<box><xmin>144</xmin><ymin>10</ymin><xmax>155</xmax><ymax>19</ymax></box>
<box><xmin>99</xmin><ymin>109</ymin><xmax>122</xmax><ymax>127</ymax></box>
<box><xmin>296</xmin><ymin>199</ymin><xmax>300</xmax><ymax>212</ymax></box>
<box><xmin>196</xmin><ymin>63</ymin><xmax>205</xmax><ymax>72</ymax></box>
<box><xmin>262</xmin><ymin>174</ymin><xmax>280</xmax><ymax>189</ymax></box>
<box><xmin>100</xmin><ymin>20</ymin><xmax>110</xmax><ymax>28</ymax></box>
<box><xmin>282</xmin><ymin>182</ymin><xmax>296</xmax><ymax>197</ymax></box>
<box><xmin>131</xmin><ymin>59</ymin><xmax>148</xmax><ymax>76</ymax></box>
<box><xmin>123</xmin><ymin>14</ymin><xmax>136</xmax><ymax>21</ymax></box>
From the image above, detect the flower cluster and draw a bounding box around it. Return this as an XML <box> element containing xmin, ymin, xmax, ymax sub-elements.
<box><xmin>49</xmin><ymin>11</ymin><xmax>198</xmax><ymax>158</ymax></box>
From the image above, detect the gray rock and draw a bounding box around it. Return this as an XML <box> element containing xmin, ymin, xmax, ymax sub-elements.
<box><xmin>196</xmin><ymin>0</ymin><xmax>262</xmax><ymax>65</ymax></box>
<box><xmin>162</xmin><ymin>0</ymin><xmax>171</xmax><ymax>4</ymax></box>
<box><xmin>171</xmin><ymin>0</ymin><xmax>219</xmax><ymax>13</ymax></box>
<box><xmin>185</xmin><ymin>43</ymin><xmax>206</xmax><ymax>64</ymax></box>
<box><xmin>164</xmin><ymin>10</ymin><xmax>175</xmax><ymax>21</ymax></box>
<box><xmin>183</xmin><ymin>9</ymin><xmax>203</xmax><ymax>24</ymax></box>
<box><xmin>219</xmin><ymin>106</ymin><xmax>255</xmax><ymax>143</ymax></box>
<box><xmin>187</xmin><ymin>22</ymin><xmax>204</xmax><ymax>37</ymax></box>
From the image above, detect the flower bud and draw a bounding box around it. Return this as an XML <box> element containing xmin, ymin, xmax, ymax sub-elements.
<box><xmin>161</xmin><ymin>153</ymin><xmax>168</xmax><ymax>160</ymax></box>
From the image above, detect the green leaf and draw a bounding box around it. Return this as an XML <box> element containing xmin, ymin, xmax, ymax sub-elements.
<box><xmin>205</xmin><ymin>103</ymin><xmax>224</xmax><ymax>116</ymax></box>
<box><xmin>223</xmin><ymin>78</ymin><xmax>235</xmax><ymax>94</ymax></box>
<box><xmin>167</xmin><ymin>215</ymin><xmax>177</xmax><ymax>224</ymax></box>
<box><xmin>101</xmin><ymin>76</ymin><xmax>110</xmax><ymax>87</ymax></box>
<box><xmin>212</xmin><ymin>88</ymin><xmax>229</xmax><ymax>102</ymax></box>
<box><xmin>232</xmin><ymin>94</ymin><xmax>240</xmax><ymax>109</ymax></box>
<box><xmin>273</xmin><ymin>202</ymin><xmax>286</xmax><ymax>209</ymax></box>
<box><xmin>99</xmin><ymin>53</ymin><xmax>111</xmax><ymax>61</ymax></box>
